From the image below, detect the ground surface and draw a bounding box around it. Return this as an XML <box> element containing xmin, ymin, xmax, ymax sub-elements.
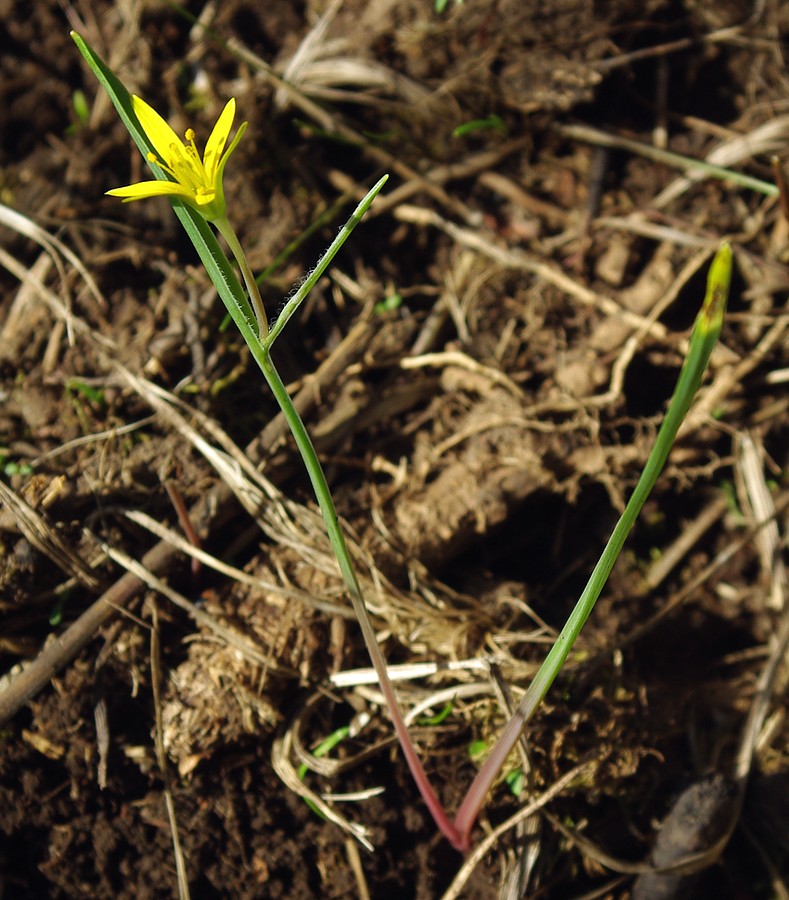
<box><xmin>0</xmin><ymin>1</ymin><xmax>787</xmax><ymax>897</ymax></box>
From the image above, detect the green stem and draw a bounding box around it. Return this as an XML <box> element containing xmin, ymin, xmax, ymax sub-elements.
<box><xmin>215</xmin><ymin>181</ymin><xmax>465</xmax><ymax>848</ymax></box>
<box><xmin>257</xmin><ymin>349</ymin><xmax>467</xmax><ymax>850</ymax></box>
<box><xmin>214</xmin><ymin>216</ymin><xmax>269</xmax><ymax>338</ymax></box>
<box><xmin>453</xmin><ymin>243</ymin><xmax>732</xmax><ymax>846</ymax></box>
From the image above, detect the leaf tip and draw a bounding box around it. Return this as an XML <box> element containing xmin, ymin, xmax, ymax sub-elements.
<box><xmin>702</xmin><ymin>241</ymin><xmax>732</xmax><ymax>331</ymax></box>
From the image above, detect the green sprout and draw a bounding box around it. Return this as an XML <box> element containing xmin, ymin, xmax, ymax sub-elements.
<box><xmin>49</xmin><ymin>595</ymin><xmax>65</xmax><ymax>627</ymax></box>
<box><xmin>452</xmin><ymin>115</ymin><xmax>506</xmax><ymax>138</ymax></box>
<box><xmin>417</xmin><ymin>702</ymin><xmax>453</xmax><ymax>727</ymax></box>
<box><xmin>66</xmin><ymin>378</ymin><xmax>105</xmax><ymax>406</ymax></box>
<box><xmin>65</xmin><ymin>89</ymin><xmax>90</xmax><ymax>135</ymax></box>
<box><xmin>374</xmin><ymin>292</ymin><xmax>403</xmax><ymax>315</ymax></box>
<box><xmin>298</xmin><ymin>725</ymin><xmax>351</xmax><ymax>819</ymax></box>
<box><xmin>468</xmin><ymin>740</ymin><xmax>522</xmax><ymax>797</ymax></box>
<box><xmin>435</xmin><ymin>0</ymin><xmax>464</xmax><ymax>13</ymax></box>
<box><xmin>0</xmin><ymin>450</ymin><xmax>33</xmax><ymax>478</ymax></box>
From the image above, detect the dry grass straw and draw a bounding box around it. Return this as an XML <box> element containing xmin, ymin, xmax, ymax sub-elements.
<box><xmin>117</xmin><ymin>363</ymin><xmax>490</xmax><ymax>660</ymax></box>
<box><xmin>0</xmin><ymin>480</ymin><xmax>101</xmax><ymax>590</ymax></box>
<box><xmin>209</xmin><ymin>24</ymin><xmax>501</xmax><ymax>225</ymax></box>
<box><xmin>150</xmin><ymin>601</ymin><xmax>191</xmax><ymax>900</ymax></box>
<box><xmin>441</xmin><ymin>761</ymin><xmax>593</xmax><ymax>900</ymax></box>
<box><xmin>272</xmin><ymin>713</ymin><xmax>376</xmax><ymax>852</ymax></box>
<box><xmin>273</xmin><ymin>0</ymin><xmax>429</xmax><ymax>109</ymax></box>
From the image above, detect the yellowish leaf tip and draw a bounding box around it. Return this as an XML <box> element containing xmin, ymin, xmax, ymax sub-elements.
<box><xmin>702</xmin><ymin>241</ymin><xmax>732</xmax><ymax>330</ymax></box>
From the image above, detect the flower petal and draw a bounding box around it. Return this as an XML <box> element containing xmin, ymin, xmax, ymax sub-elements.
<box><xmin>132</xmin><ymin>95</ymin><xmax>185</xmax><ymax>167</ymax></box>
<box><xmin>106</xmin><ymin>181</ymin><xmax>194</xmax><ymax>202</ymax></box>
<box><xmin>203</xmin><ymin>98</ymin><xmax>236</xmax><ymax>180</ymax></box>
<box><xmin>215</xmin><ymin>119</ymin><xmax>247</xmax><ymax>180</ymax></box>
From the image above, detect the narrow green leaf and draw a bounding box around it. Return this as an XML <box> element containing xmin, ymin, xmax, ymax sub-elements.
<box><xmin>262</xmin><ymin>175</ymin><xmax>388</xmax><ymax>349</ymax></box>
<box><xmin>454</xmin><ymin>242</ymin><xmax>732</xmax><ymax>845</ymax></box>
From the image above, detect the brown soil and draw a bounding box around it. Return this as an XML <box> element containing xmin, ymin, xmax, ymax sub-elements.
<box><xmin>1</xmin><ymin>1</ymin><xmax>787</xmax><ymax>897</ymax></box>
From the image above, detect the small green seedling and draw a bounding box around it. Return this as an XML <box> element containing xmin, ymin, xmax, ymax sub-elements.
<box><xmin>435</xmin><ymin>0</ymin><xmax>464</xmax><ymax>13</ymax></box>
<box><xmin>49</xmin><ymin>595</ymin><xmax>66</xmax><ymax>627</ymax></box>
<box><xmin>65</xmin><ymin>89</ymin><xmax>90</xmax><ymax>135</ymax></box>
<box><xmin>374</xmin><ymin>292</ymin><xmax>403</xmax><ymax>315</ymax></box>
<box><xmin>417</xmin><ymin>702</ymin><xmax>453</xmax><ymax>726</ymax></box>
<box><xmin>298</xmin><ymin>725</ymin><xmax>351</xmax><ymax>819</ymax></box>
<box><xmin>66</xmin><ymin>378</ymin><xmax>106</xmax><ymax>406</ymax></box>
<box><xmin>468</xmin><ymin>739</ymin><xmax>522</xmax><ymax>798</ymax></box>
<box><xmin>0</xmin><ymin>453</ymin><xmax>33</xmax><ymax>477</ymax></box>
<box><xmin>452</xmin><ymin>115</ymin><xmax>506</xmax><ymax>138</ymax></box>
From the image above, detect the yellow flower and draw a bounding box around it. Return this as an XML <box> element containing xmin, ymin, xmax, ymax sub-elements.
<box><xmin>107</xmin><ymin>95</ymin><xmax>247</xmax><ymax>222</ymax></box>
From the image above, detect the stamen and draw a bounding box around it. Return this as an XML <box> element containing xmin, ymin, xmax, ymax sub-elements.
<box><xmin>147</xmin><ymin>150</ymin><xmax>178</xmax><ymax>181</ymax></box>
<box><xmin>163</xmin><ymin>140</ymin><xmax>201</xmax><ymax>191</ymax></box>
<box><xmin>181</xmin><ymin>128</ymin><xmax>207</xmax><ymax>184</ymax></box>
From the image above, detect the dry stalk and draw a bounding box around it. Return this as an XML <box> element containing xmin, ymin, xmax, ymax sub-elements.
<box><xmin>150</xmin><ymin>601</ymin><xmax>191</xmax><ymax>900</ymax></box>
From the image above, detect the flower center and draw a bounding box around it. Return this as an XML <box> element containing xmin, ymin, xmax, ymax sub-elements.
<box><xmin>146</xmin><ymin>128</ymin><xmax>216</xmax><ymax>206</ymax></box>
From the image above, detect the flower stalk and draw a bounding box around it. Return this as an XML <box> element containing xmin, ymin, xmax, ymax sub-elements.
<box><xmin>214</xmin><ymin>216</ymin><xmax>268</xmax><ymax>338</ymax></box>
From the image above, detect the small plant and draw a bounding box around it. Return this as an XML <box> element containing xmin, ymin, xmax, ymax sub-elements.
<box><xmin>298</xmin><ymin>725</ymin><xmax>352</xmax><ymax>818</ymax></box>
<box><xmin>452</xmin><ymin>115</ymin><xmax>506</xmax><ymax>138</ymax></box>
<box><xmin>72</xmin><ymin>31</ymin><xmax>731</xmax><ymax>852</ymax></box>
<box><xmin>66</xmin><ymin>378</ymin><xmax>105</xmax><ymax>407</ymax></box>
<box><xmin>65</xmin><ymin>89</ymin><xmax>90</xmax><ymax>135</ymax></box>
<box><xmin>435</xmin><ymin>0</ymin><xmax>464</xmax><ymax>13</ymax></box>
<box><xmin>0</xmin><ymin>452</ymin><xmax>33</xmax><ymax>478</ymax></box>
<box><xmin>467</xmin><ymin>739</ymin><xmax>523</xmax><ymax>797</ymax></box>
